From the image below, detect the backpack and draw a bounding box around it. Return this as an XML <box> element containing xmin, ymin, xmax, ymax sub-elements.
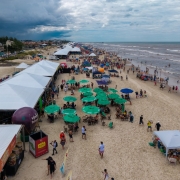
<box><xmin>56</xmin><ymin>142</ymin><xmax>58</xmax><ymax>147</ymax></box>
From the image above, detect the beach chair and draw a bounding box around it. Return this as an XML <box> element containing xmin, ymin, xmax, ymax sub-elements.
<box><xmin>168</xmin><ymin>157</ymin><xmax>177</xmax><ymax>165</ymax></box>
<box><xmin>108</xmin><ymin>122</ymin><xmax>113</xmax><ymax>129</ymax></box>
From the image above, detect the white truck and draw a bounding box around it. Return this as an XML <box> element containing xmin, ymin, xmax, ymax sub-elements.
<box><xmin>48</xmin><ymin>55</ymin><xmax>59</xmax><ymax>60</ymax></box>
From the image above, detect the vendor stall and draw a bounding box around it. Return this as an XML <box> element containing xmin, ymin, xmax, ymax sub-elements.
<box><xmin>0</xmin><ymin>125</ymin><xmax>25</xmax><ymax>176</ymax></box>
<box><xmin>153</xmin><ymin>130</ymin><xmax>180</xmax><ymax>157</ymax></box>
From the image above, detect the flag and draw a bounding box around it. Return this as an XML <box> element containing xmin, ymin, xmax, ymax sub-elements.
<box><xmin>60</xmin><ymin>148</ymin><xmax>69</xmax><ymax>175</ymax></box>
<box><xmin>60</xmin><ymin>163</ymin><xmax>65</xmax><ymax>174</ymax></box>
<box><xmin>63</xmin><ymin>148</ymin><xmax>69</xmax><ymax>165</ymax></box>
<box><xmin>66</xmin><ymin>170</ymin><xmax>72</xmax><ymax>180</ymax></box>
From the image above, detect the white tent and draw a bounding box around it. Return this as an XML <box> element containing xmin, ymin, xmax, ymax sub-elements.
<box><xmin>16</xmin><ymin>63</ymin><xmax>55</xmax><ymax>77</ymax></box>
<box><xmin>154</xmin><ymin>130</ymin><xmax>180</xmax><ymax>156</ymax></box>
<box><xmin>71</xmin><ymin>47</ymin><xmax>81</xmax><ymax>52</ymax></box>
<box><xmin>0</xmin><ymin>84</ymin><xmax>44</xmax><ymax>110</ymax></box>
<box><xmin>0</xmin><ymin>125</ymin><xmax>22</xmax><ymax>172</ymax></box>
<box><xmin>89</xmin><ymin>53</ymin><xmax>96</xmax><ymax>57</ymax></box>
<box><xmin>54</xmin><ymin>48</ymin><xmax>69</xmax><ymax>56</ymax></box>
<box><xmin>38</xmin><ymin>60</ymin><xmax>59</xmax><ymax>69</ymax></box>
<box><xmin>15</xmin><ymin>62</ymin><xmax>29</xmax><ymax>69</ymax></box>
<box><xmin>1</xmin><ymin>73</ymin><xmax>51</xmax><ymax>88</ymax></box>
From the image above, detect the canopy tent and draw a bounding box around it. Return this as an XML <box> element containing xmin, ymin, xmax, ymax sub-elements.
<box><xmin>108</xmin><ymin>70</ymin><xmax>118</xmax><ymax>73</ymax></box>
<box><xmin>70</xmin><ymin>47</ymin><xmax>81</xmax><ymax>52</ymax></box>
<box><xmin>15</xmin><ymin>62</ymin><xmax>29</xmax><ymax>69</ymax></box>
<box><xmin>16</xmin><ymin>63</ymin><xmax>56</xmax><ymax>77</ymax></box>
<box><xmin>0</xmin><ymin>125</ymin><xmax>22</xmax><ymax>172</ymax></box>
<box><xmin>89</xmin><ymin>53</ymin><xmax>96</xmax><ymax>57</ymax></box>
<box><xmin>153</xmin><ymin>130</ymin><xmax>180</xmax><ymax>156</ymax></box>
<box><xmin>54</xmin><ymin>48</ymin><xmax>69</xmax><ymax>56</ymax></box>
<box><xmin>96</xmin><ymin>80</ymin><xmax>108</xmax><ymax>86</ymax></box>
<box><xmin>0</xmin><ymin>84</ymin><xmax>44</xmax><ymax>110</ymax></box>
<box><xmin>38</xmin><ymin>60</ymin><xmax>59</xmax><ymax>70</ymax></box>
<box><xmin>1</xmin><ymin>73</ymin><xmax>51</xmax><ymax>89</ymax></box>
<box><xmin>93</xmin><ymin>71</ymin><xmax>102</xmax><ymax>75</ymax></box>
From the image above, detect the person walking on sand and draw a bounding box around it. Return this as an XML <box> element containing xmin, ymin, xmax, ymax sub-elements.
<box><xmin>172</xmin><ymin>86</ymin><xmax>175</xmax><ymax>92</ymax></box>
<box><xmin>147</xmin><ymin>120</ymin><xmax>153</xmax><ymax>132</ymax></box>
<box><xmin>155</xmin><ymin>121</ymin><xmax>161</xmax><ymax>131</ymax></box>
<box><xmin>102</xmin><ymin>169</ymin><xmax>109</xmax><ymax>180</ymax></box>
<box><xmin>91</xmin><ymin>82</ymin><xmax>94</xmax><ymax>89</ymax></box>
<box><xmin>126</xmin><ymin>75</ymin><xmax>128</xmax><ymax>81</ymax></box>
<box><xmin>64</xmin><ymin>86</ymin><xmax>67</xmax><ymax>94</ymax></box>
<box><xmin>69</xmin><ymin>130</ymin><xmax>74</xmax><ymax>142</ymax></box>
<box><xmin>60</xmin><ymin>136</ymin><xmax>66</xmax><ymax>150</ymax></box>
<box><xmin>175</xmin><ymin>86</ymin><xmax>178</xmax><ymax>93</ymax></box>
<box><xmin>168</xmin><ymin>87</ymin><xmax>171</xmax><ymax>93</ymax></box>
<box><xmin>50</xmin><ymin>140</ymin><xmax>58</xmax><ymax>155</ymax></box>
<box><xmin>139</xmin><ymin>115</ymin><xmax>144</xmax><ymax>125</ymax></box>
<box><xmin>49</xmin><ymin>158</ymin><xmax>56</xmax><ymax>179</ymax></box>
<box><xmin>99</xmin><ymin>141</ymin><xmax>105</xmax><ymax>158</ymax></box>
<box><xmin>42</xmin><ymin>156</ymin><xmax>53</xmax><ymax>176</ymax></box>
<box><xmin>82</xmin><ymin>126</ymin><xmax>86</xmax><ymax>140</ymax></box>
<box><xmin>154</xmin><ymin>80</ymin><xmax>157</xmax><ymax>86</ymax></box>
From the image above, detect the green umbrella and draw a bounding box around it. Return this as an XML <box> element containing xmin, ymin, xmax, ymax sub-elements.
<box><xmin>63</xmin><ymin>114</ymin><xmax>80</xmax><ymax>123</ymax></box>
<box><xmin>108</xmin><ymin>88</ymin><xmax>118</xmax><ymax>93</ymax></box>
<box><xmin>63</xmin><ymin>96</ymin><xmax>77</xmax><ymax>102</ymax></box>
<box><xmin>62</xmin><ymin>108</ymin><xmax>76</xmax><ymax>115</ymax></box>
<box><xmin>82</xmin><ymin>106</ymin><xmax>100</xmax><ymax>115</ymax></box>
<box><xmin>108</xmin><ymin>93</ymin><xmax>120</xmax><ymax>99</ymax></box>
<box><xmin>82</xmin><ymin>96</ymin><xmax>96</xmax><ymax>102</ymax></box>
<box><xmin>83</xmin><ymin>92</ymin><xmax>93</xmax><ymax>97</ymax></box>
<box><xmin>79</xmin><ymin>79</ymin><xmax>89</xmax><ymax>84</ymax></box>
<box><xmin>96</xmin><ymin>94</ymin><xmax>107</xmax><ymax>99</ymax></box>
<box><xmin>93</xmin><ymin>88</ymin><xmax>103</xmax><ymax>93</ymax></box>
<box><xmin>79</xmin><ymin>87</ymin><xmax>92</xmax><ymax>93</ymax></box>
<box><xmin>98</xmin><ymin>99</ymin><xmax>110</xmax><ymax>106</ymax></box>
<box><xmin>67</xmin><ymin>79</ymin><xmax>76</xmax><ymax>84</ymax></box>
<box><xmin>96</xmin><ymin>91</ymin><xmax>106</xmax><ymax>95</ymax></box>
<box><xmin>44</xmin><ymin>105</ymin><xmax>60</xmax><ymax>114</ymax></box>
<box><xmin>114</xmin><ymin>98</ymin><xmax>127</xmax><ymax>104</ymax></box>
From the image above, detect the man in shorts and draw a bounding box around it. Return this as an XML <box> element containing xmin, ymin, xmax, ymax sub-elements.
<box><xmin>49</xmin><ymin>158</ymin><xmax>56</xmax><ymax>179</ymax></box>
<box><xmin>147</xmin><ymin>120</ymin><xmax>153</xmax><ymax>132</ymax></box>
<box><xmin>139</xmin><ymin>115</ymin><xmax>144</xmax><ymax>125</ymax></box>
<box><xmin>99</xmin><ymin>141</ymin><xmax>105</xmax><ymax>158</ymax></box>
<box><xmin>82</xmin><ymin>126</ymin><xmax>86</xmax><ymax>140</ymax></box>
<box><xmin>69</xmin><ymin>130</ymin><xmax>74</xmax><ymax>142</ymax></box>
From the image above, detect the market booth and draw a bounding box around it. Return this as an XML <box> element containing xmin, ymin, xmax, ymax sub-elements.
<box><xmin>0</xmin><ymin>125</ymin><xmax>25</xmax><ymax>177</ymax></box>
<box><xmin>29</xmin><ymin>130</ymin><xmax>48</xmax><ymax>158</ymax></box>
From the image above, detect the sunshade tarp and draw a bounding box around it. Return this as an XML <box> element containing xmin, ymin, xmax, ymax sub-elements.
<box><xmin>0</xmin><ymin>84</ymin><xmax>44</xmax><ymax>110</ymax></box>
<box><xmin>154</xmin><ymin>130</ymin><xmax>180</xmax><ymax>156</ymax></box>
<box><xmin>15</xmin><ymin>62</ymin><xmax>29</xmax><ymax>69</ymax></box>
<box><xmin>0</xmin><ymin>125</ymin><xmax>22</xmax><ymax>172</ymax></box>
<box><xmin>96</xmin><ymin>80</ymin><xmax>108</xmax><ymax>85</ymax></box>
<box><xmin>108</xmin><ymin>70</ymin><xmax>118</xmax><ymax>73</ymax></box>
<box><xmin>1</xmin><ymin>73</ymin><xmax>50</xmax><ymax>89</ymax></box>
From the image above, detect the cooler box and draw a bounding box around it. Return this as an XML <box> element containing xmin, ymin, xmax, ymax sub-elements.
<box><xmin>29</xmin><ymin>130</ymin><xmax>48</xmax><ymax>158</ymax></box>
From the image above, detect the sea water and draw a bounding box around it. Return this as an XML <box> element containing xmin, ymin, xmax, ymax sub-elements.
<box><xmin>90</xmin><ymin>42</ymin><xmax>180</xmax><ymax>87</ymax></box>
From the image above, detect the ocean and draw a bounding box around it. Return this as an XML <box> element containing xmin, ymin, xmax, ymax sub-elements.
<box><xmin>89</xmin><ymin>42</ymin><xmax>180</xmax><ymax>86</ymax></box>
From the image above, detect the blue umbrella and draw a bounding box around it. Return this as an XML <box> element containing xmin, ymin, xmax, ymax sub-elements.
<box><xmin>120</xmin><ymin>88</ymin><xmax>133</xmax><ymax>94</ymax></box>
<box><xmin>102</xmin><ymin>74</ymin><xmax>110</xmax><ymax>78</ymax></box>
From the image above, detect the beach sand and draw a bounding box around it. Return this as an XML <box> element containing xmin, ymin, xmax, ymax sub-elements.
<box><xmin>4</xmin><ymin>53</ymin><xmax>180</xmax><ymax>180</ymax></box>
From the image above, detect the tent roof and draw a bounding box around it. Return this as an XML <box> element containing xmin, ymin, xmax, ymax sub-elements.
<box><xmin>54</xmin><ymin>45</ymin><xmax>81</xmax><ymax>55</ymax></box>
<box><xmin>16</xmin><ymin>63</ymin><xmax>55</xmax><ymax>77</ymax></box>
<box><xmin>93</xmin><ymin>71</ymin><xmax>102</xmax><ymax>75</ymax></box>
<box><xmin>0</xmin><ymin>125</ymin><xmax>22</xmax><ymax>170</ymax></box>
<box><xmin>89</xmin><ymin>53</ymin><xmax>96</xmax><ymax>57</ymax></box>
<box><xmin>38</xmin><ymin>60</ymin><xmax>59</xmax><ymax>69</ymax></box>
<box><xmin>154</xmin><ymin>130</ymin><xmax>180</xmax><ymax>149</ymax></box>
<box><xmin>15</xmin><ymin>62</ymin><xmax>29</xmax><ymax>69</ymax></box>
<box><xmin>1</xmin><ymin>73</ymin><xmax>50</xmax><ymax>88</ymax></box>
<box><xmin>71</xmin><ymin>47</ymin><xmax>81</xmax><ymax>52</ymax></box>
<box><xmin>0</xmin><ymin>84</ymin><xmax>44</xmax><ymax>110</ymax></box>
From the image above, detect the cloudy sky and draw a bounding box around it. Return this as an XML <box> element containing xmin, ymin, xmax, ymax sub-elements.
<box><xmin>0</xmin><ymin>0</ymin><xmax>180</xmax><ymax>42</ymax></box>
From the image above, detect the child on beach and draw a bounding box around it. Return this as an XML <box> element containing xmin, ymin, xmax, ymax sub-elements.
<box><xmin>139</xmin><ymin>115</ymin><xmax>144</xmax><ymax>125</ymax></box>
<box><xmin>175</xmin><ymin>86</ymin><xmax>178</xmax><ymax>93</ymax></box>
<box><xmin>147</xmin><ymin>120</ymin><xmax>153</xmax><ymax>132</ymax></box>
<box><xmin>168</xmin><ymin>87</ymin><xmax>171</xmax><ymax>93</ymax></box>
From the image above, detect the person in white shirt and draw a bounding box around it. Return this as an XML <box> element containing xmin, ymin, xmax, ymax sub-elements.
<box><xmin>82</xmin><ymin>126</ymin><xmax>86</xmax><ymax>140</ymax></box>
<box><xmin>99</xmin><ymin>141</ymin><xmax>105</xmax><ymax>158</ymax></box>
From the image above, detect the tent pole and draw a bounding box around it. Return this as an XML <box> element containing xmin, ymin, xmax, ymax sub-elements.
<box><xmin>22</xmin><ymin>125</ymin><xmax>26</xmax><ymax>151</ymax></box>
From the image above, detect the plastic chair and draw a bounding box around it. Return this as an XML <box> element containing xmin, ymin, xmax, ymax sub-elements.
<box><xmin>108</xmin><ymin>122</ymin><xmax>113</xmax><ymax>129</ymax></box>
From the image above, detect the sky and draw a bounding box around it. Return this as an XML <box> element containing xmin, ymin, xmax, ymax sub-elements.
<box><xmin>0</xmin><ymin>0</ymin><xmax>180</xmax><ymax>42</ymax></box>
